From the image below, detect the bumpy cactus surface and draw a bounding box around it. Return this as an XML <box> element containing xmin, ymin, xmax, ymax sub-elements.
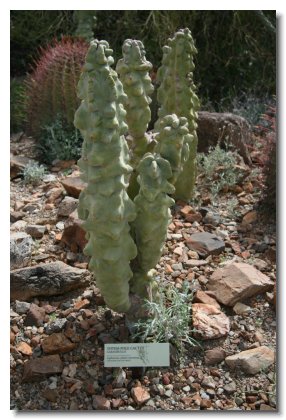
<box><xmin>154</xmin><ymin>114</ymin><xmax>190</xmax><ymax>185</ymax></box>
<box><xmin>74</xmin><ymin>10</ymin><xmax>96</xmax><ymax>42</ymax></box>
<box><xmin>74</xmin><ymin>40</ymin><xmax>137</xmax><ymax>313</ymax></box>
<box><xmin>116</xmin><ymin>39</ymin><xmax>154</xmax><ymax>159</ymax></box>
<box><xmin>131</xmin><ymin>153</ymin><xmax>175</xmax><ymax>298</ymax></box>
<box><xmin>26</xmin><ymin>37</ymin><xmax>88</xmax><ymax>137</ymax></box>
<box><xmin>155</xmin><ymin>28</ymin><xmax>200</xmax><ymax>200</ymax></box>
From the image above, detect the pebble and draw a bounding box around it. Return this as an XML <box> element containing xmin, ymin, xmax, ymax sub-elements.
<box><xmin>15</xmin><ymin>300</ymin><xmax>31</xmax><ymax>314</ymax></box>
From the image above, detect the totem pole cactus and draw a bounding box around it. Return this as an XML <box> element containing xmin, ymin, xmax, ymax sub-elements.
<box><xmin>131</xmin><ymin>153</ymin><xmax>175</xmax><ymax>298</ymax></box>
<box><xmin>154</xmin><ymin>28</ymin><xmax>200</xmax><ymax>201</ymax></box>
<box><xmin>154</xmin><ymin>114</ymin><xmax>190</xmax><ymax>185</ymax></box>
<box><xmin>74</xmin><ymin>40</ymin><xmax>137</xmax><ymax>313</ymax></box>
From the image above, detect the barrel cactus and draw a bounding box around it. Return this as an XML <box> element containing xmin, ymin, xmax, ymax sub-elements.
<box><xmin>25</xmin><ymin>37</ymin><xmax>88</xmax><ymax>138</ymax></box>
<box><xmin>154</xmin><ymin>28</ymin><xmax>200</xmax><ymax>201</ymax></box>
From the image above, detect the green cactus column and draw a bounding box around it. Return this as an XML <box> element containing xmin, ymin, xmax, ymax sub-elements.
<box><xmin>74</xmin><ymin>40</ymin><xmax>137</xmax><ymax>313</ymax></box>
<box><xmin>155</xmin><ymin>28</ymin><xmax>200</xmax><ymax>201</ymax></box>
<box><xmin>154</xmin><ymin>114</ymin><xmax>190</xmax><ymax>185</ymax></box>
<box><xmin>131</xmin><ymin>153</ymin><xmax>175</xmax><ymax>298</ymax></box>
<box><xmin>116</xmin><ymin>40</ymin><xmax>154</xmax><ymax>199</ymax></box>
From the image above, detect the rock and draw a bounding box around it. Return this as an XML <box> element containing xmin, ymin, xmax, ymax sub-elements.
<box><xmin>185</xmin><ymin>213</ymin><xmax>203</xmax><ymax>223</ymax></box>
<box><xmin>260</xmin><ymin>404</ymin><xmax>276</xmax><ymax>411</ymax></box>
<box><xmin>131</xmin><ymin>386</ymin><xmax>151</xmax><ymax>405</ymax></box>
<box><xmin>43</xmin><ymin>174</ymin><xmax>57</xmax><ymax>183</ymax></box>
<box><xmin>203</xmin><ymin>212</ymin><xmax>220</xmax><ymax>226</ymax></box>
<box><xmin>61</xmin><ymin>210</ymin><xmax>87</xmax><ymax>252</ymax></box>
<box><xmin>16</xmin><ymin>341</ymin><xmax>33</xmax><ymax>356</ymax></box>
<box><xmin>25</xmin><ymin>224</ymin><xmax>46</xmax><ymax>239</ymax></box>
<box><xmin>61</xmin><ymin>176</ymin><xmax>87</xmax><ymax>198</ymax></box>
<box><xmin>45</xmin><ymin>318</ymin><xmax>67</xmax><ymax>334</ymax></box>
<box><xmin>15</xmin><ymin>300</ymin><xmax>31</xmax><ymax>314</ymax></box>
<box><xmin>57</xmin><ymin>196</ymin><xmax>78</xmax><ymax>217</ymax></box>
<box><xmin>42</xmin><ymin>332</ymin><xmax>77</xmax><ymax>354</ymax></box>
<box><xmin>46</xmin><ymin>187</ymin><xmax>64</xmax><ymax>204</ymax></box>
<box><xmin>22</xmin><ymin>354</ymin><xmax>63</xmax><ymax>382</ymax></box>
<box><xmin>193</xmin><ymin>290</ymin><xmax>221</xmax><ymax>309</ymax></box>
<box><xmin>185</xmin><ymin>259</ymin><xmax>208</xmax><ymax>267</ymax></box>
<box><xmin>25</xmin><ymin>303</ymin><xmax>46</xmax><ymax>326</ymax></box>
<box><xmin>92</xmin><ymin>395</ymin><xmax>111</xmax><ymax>410</ymax></box>
<box><xmin>197</xmin><ymin>111</ymin><xmax>252</xmax><ymax>164</ymax></box>
<box><xmin>225</xmin><ymin>346</ymin><xmax>275</xmax><ymax>374</ymax></box>
<box><xmin>42</xmin><ymin>388</ymin><xmax>58</xmax><ymax>403</ymax></box>
<box><xmin>186</xmin><ymin>232</ymin><xmax>225</xmax><ymax>257</ymax></box>
<box><xmin>252</xmin><ymin>258</ymin><xmax>268</xmax><ymax>271</ymax></box>
<box><xmin>204</xmin><ymin>347</ymin><xmax>226</xmax><ymax>365</ymax></box>
<box><xmin>224</xmin><ymin>382</ymin><xmax>237</xmax><ymax>394</ymax></box>
<box><xmin>74</xmin><ymin>298</ymin><xmax>90</xmax><ymax>310</ymax></box>
<box><xmin>10</xmin><ymin>155</ymin><xmax>36</xmax><ymax>179</ymax></box>
<box><xmin>10</xmin><ymin>220</ymin><xmax>28</xmax><ymax>231</ymax></box>
<box><xmin>10</xmin><ymin>211</ymin><xmax>25</xmax><ymax>223</ymax></box>
<box><xmin>10</xmin><ymin>231</ymin><xmax>33</xmax><ymax>270</ymax></box>
<box><xmin>10</xmin><ymin>261</ymin><xmax>90</xmax><ymax>301</ymax></box>
<box><xmin>233</xmin><ymin>302</ymin><xmax>252</xmax><ymax>315</ymax></box>
<box><xmin>113</xmin><ymin>368</ymin><xmax>126</xmax><ymax>388</ymax></box>
<box><xmin>192</xmin><ymin>303</ymin><xmax>230</xmax><ymax>340</ymax></box>
<box><xmin>201</xmin><ymin>376</ymin><xmax>216</xmax><ymax>389</ymax></box>
<box><xmin>242</xmin><ymin>210</ymin><xmax>257</xmax><ymax>225</ymax></box>
<box><xmin>207</xmin><ymin>262</ymin><xmax>274</xmax><ymax>306</ymax></box>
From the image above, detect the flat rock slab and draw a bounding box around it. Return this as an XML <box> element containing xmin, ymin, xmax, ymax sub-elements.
<box><xmin>22</xmin><ymin>354</ymin><xmax>63</xmax><ymax>382</ymax></box>
<box><xmin>193</xmin><ymin>290</ymin><xmax>221</xmax><ymax>309</ymax></box>
<box><xmin>25</xmin><ymin>224</ymin><xmax>46</xmax><ymax>239</ymax></box>
<box><xmin>192</xmin><ymin>303</ymin><xmax>230</xmax><ymax>340</ymax></box>
<box><xmin>10</xmin><ymin>231</ymin><xmax>33</xmax><ymax>270</ymax></box>
<box><xmin>10</xmin><ymin>155</ymin><xmax>36</xmax><ymax>179</ymax></box>
<box><xmin>61</xmin><ymin>176</ymin><xmax>87</xmax><ymax>199</ymax></box>
<box><xmin>207</xmin><ymin>262</ymin><xmax>274</xmax><ymax>306</ymax></box>
<box><xmin>186</xmin><ymin>232</ymin><xmax>225</xmax><ymax>257</ymax></box>
<box><xmin>10</xmin><ymin>261</ymin><xmax>91</xmax><ymax>301</ymax></box>
<box><xmin>225</xmin><ymin>346</ymin><xmax>275</xmax><ymax>374</ymax></box>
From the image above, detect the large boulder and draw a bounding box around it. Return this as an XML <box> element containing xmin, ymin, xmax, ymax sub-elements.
<box><xmin>197</xmin><ymin>111</ymin><xmax>252</xmax><ymax>164</ymax></box>
<box><xmin>207</xmin><ymin>262</ymin><xmax>274</xmax><ymax>306</ymax></box>
<box><xmin>10</xmin><ymin>261</ymin><xmax>91</xmax><ymax>301</ymax></box>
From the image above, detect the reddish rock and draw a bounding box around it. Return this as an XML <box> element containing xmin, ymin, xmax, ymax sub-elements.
<box><xmin>111</xmin><ymin>398</ymin><xmax>123</xmax><ymax>409</ymax></box>
<box><xmin>42</xmin><ymin>332</ymin><xmax>77</xmax><ymax>354</ymax></box>
<box><xmin>25</xmin><ymin>304</ymin><xmax>46</xmax><ymax>327</ymax></box>
<box><xmin>193</xmin><ymin>290</ymin><xmax>221</xmax><ymax>309</ymax></box>
<box><xmin>92</xmin><ymin>395</ymin><xmax>111</xmax><ymax>410</ymax></box>
<box><xmin>22</xmin><ymin>354</ymin><xmax>63</xmax><ymax>382</ymax></box>
<box><xmin>200</xmin><ymin>399</ymin><xmax>212</xmax><ymax>409</ymax></box>
<box><xmin>192</xmin><ymin>303</ymin><xmax>230</xmax><ymax>340</ymax></box>
<box><xmin>57</xmin><ymin>196</ymin><xmax>78</xmax><ymax>217</ymax></box>
<box><xmin>204</xmin><ymin>347</ymin><xmax>226</xmax><ymax>365</ymax></box>
<box><xmin>207</xmin><ymin>262</ymin><xmax>274</xmax><ymax>306</ymax></box>
<box><xmin>225</xmin><ymin>346</ymin><xmax>275</xmax><ymax>374</ymax></box>
<box><xmin>16</xmin><ymin>341</ymin><xmax>33</xmax><ymax>356</ymax></box>
<box><xmin>162</xmin><ymin>373</ymin><xmax>170</xmax><ymax>385</ymax></box>
<box><xmin>180</xmin><ymin>205</ymin><xmax>194</xmax><ymax>216</ymax></box>
<box><xmin>185</xmin><ymin>213</ymin><xmax>203</xmax><ymax>223</ymax></box>
<box><xmin>242</xmin><ymin>210</ymin><xmax>257</xmax><ymax>225</ymax></box>
<box><xmin>61</xmin><ymin>176</ymin><xmax>87</xmax><ymax>199</ymax></box>
<box><xmin>74</xmin><ymin>298</ymin><xmax>90</xmax><ymax>310</ymax></box>
<box><xmin>61</xmin><ymin>210</ymin><xmax>87</xmax><ymax>252</ymax></box>
<box><xmin>131</xmin><ymin>386</ymin><xmax>151</xmax><ymax>405</ymax></box>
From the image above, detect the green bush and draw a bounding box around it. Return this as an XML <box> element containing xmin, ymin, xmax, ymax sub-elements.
<box><xmin>22</xmin><ymin>162</ymin><xmax>46</xmax><ymax>185</ymax></box>
<box><xmin>37</xmin><ymin>115</ymin><xmax>83</xmax><ymax>164</ymax></box>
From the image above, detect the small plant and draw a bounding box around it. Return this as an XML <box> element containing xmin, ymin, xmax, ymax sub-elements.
<box><xmin>37</xmin><ymin>114</ymin><xmax>83</xmax><ymax>164</ymax></box>
<box><xmin>198</xmin><ymin>145</ymin><xmax>243</xmax><ymax>197</ymax></box>
<box><xmin>132</xmin><ymin>281</ymin><xmax>199</xmax><ymax>356</ymax></box>
<box><xmin>22</xmin><ymin>161</ymin><xmax>46</xmax><ymax>185</ymax></box>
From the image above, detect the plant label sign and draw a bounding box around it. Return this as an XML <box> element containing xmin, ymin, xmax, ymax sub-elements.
<box><xmin>104</xmin><ymin>343</ymin><xmax>170</xmax><ymax>367</ymax></box>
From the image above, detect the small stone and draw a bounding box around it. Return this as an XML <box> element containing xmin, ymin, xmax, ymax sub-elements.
<box><xmin>185</xmin><ymin>259</ymin><xmax>208</xmax><ymax>267</ymax></box>
<box><xmin>225</xmin><ymin>346</ymin><xmax>275</xmax><ymax>374</ymax></box>
<box><xmin>233</xmin><ymin>302</ymin><xmax>252</xmax><ymax>315</ymax></box>
<box><xmin>61</xmin><ymin>210</ymin><xmax>87</xmax><ymax>252</ymax></box>
<box><xmin>203</xmin><ymin>212</ymin><xmax>220</xmax><ymax>226</ymax></box>
<box><xmin>25</xmin><ymin>304</ymin><xmax>46</xmax><ymax>327</ymax></box>
<box><xmin>45</xmin><ymin>318</ymin><xmax>67</xmax><ymax>334</ymax></box>
<box><xmin>183</xmin><ymin>385</ymin><xmax>190</xmax><ymax>392</ymax></box>
<box><xmin>252</xmin><ymin>258</ymin><xmax>268</xmax><ymax>271</ymax></box>
<box><xmin>242</xmin><ymin>210</ymin><xmax>257</xmax><ymax>225</ymax></box>
<box><xmin>10</xmin><ymin>211</ymin><xmax>26</xmax><ymax>223</ymax></box>
<box><xmin>131</xmin><ymin>386</ymin><xmax>151</xmax><ymax>405</ymax></box>
<box><xmin>46</xmin><ymin>187</ymin><xmax>63</xmax><ymax>204</ymax></box>
<box><xmin>185</xmin><ymin>213</ymin><xmax>203</xmax><ymax>223</ymax></box>
<box><xmin>162</xmin><ymin>374</ymin><xmax>170</xmax><ymax>385</ymax></box>
<box><xmin>15</xmin><ymin>300</ymin><xmax>31</xmax><ymax>314</ymax></box>
<box><xmin>74</xmin><ymin>298</ymin><xmax>90</xmax><ymax>310</ymax></box>
<box><xmin>16</xmin><ymin>341</ymin><xmax>33</xmax><ymax>356</ymax></box>
<box><xmin>204</xmin><ymin>347</ymin><xmax>226</xmax><ymax>365</ymax></box>
<box><xmin>92</xmin><ymin>395</ymin><xmax>111</xmax><ymax>410</ymax></box>
<box><xmin>22</xmin><ymin>354</ymin><xmax>63</xmax><ymax>382</ymax></box>
<box><xmin>42</xmin><ymin>388</ymin><xmax>58</xmax><ymax>402</ymax></box>
<box><xmin>201</xmin><ymin>376</ymin><xmax>216</xmax><ymax>389</ymax></box>
<box><xmin>43</xmin><ymin>174</ymin><xmax>57</xmax><ymax>183</ymax></box>
<box><xmin>57</xmin><ymin>196</ymin><xmax>78</xmax><ymax>217</ymax></box>
<box><xmin>10</xmin><ymin>220</ymin><xmax>28</xmax><ymax>232</ymax></box>
<box><xmin>260</xmin><ymin>404</ymin><xmax>276</xmax><ymax>411</ymax></box>
<box><xmin>113</xmin><ymin>368</ymin><xmax>126</xmax><ymax>388</ymax></box>
<box><xmin>171</xmin><ymin>263</ymin><xmax>183</xmax><ymax>271</ymax></box>
<box><xmin>56</xmin><ymin>221</ymin><xmax>65</xmax><ymax>230</ymax></box>
<box><xmin>224</xmin><ymin>382</ymin><xmax>237</xmax><ymax>394</ymax></box>
<box><xmin>26</xmin><ymin>225</ymin><xmax>46</xmax><ymax>239</ymax></box>
<box><xmin>42</xmin><ymin>332</ymin><xmax>77</xmax><ymax>354</ymax></box>
<box><xmin>200</xmin><ymin>399</ymin><xmax>212</xmax><ymax>409</ymax></box>
<box><xmin>180</xmin><ymin>205</ymin><xmax>194</xmax><ymax>216</ymax></box>
<box><xmin>193</xmin><ymin>290</ymin><xmax>221</xmax><ymax>309</ymax></box>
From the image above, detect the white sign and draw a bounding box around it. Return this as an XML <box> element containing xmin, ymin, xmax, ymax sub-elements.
<box><xmin>104</xmin><ymin>343</ymin><xmax>170</xmax><ymax>367</ymax></box>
